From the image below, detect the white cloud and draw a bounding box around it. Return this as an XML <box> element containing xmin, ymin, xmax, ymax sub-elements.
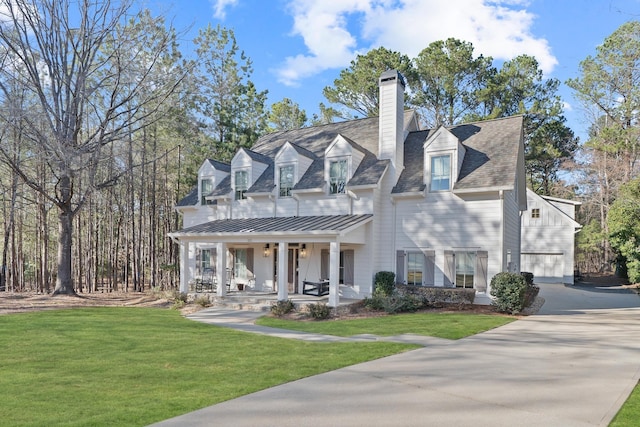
<box><xmin>211</xmin><ymin>0</ymin><xmax>239</xmax><ymax>20</ymax></box>
<box><xmin>276</xmin><ymin>0</ymin><xmax>557</xmax><ymax>86</ymax></box>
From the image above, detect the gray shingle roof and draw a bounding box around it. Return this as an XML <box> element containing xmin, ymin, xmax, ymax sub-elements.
<box><xmin>247</xmin><ymin>163</ymin><xmax>275</xmax><ymax>194</ymax></box>
<box><xmin>392</xmin><ymin>130</ymin><xmax>431</xmax><ymax>193</ymax></box>
<box><xmin>349</xmin><ymin>156</ymin><xmax>389</xmax><ymax>187</ymax></box>
<box><xmin>205</xmin><ymin>159</ymin><xmax>231</xmax><ymax>172</ymax></box>
<box><xmin>452</xmin><ymin>116</ymin><xmax>523</xmax><ymax>191</ymax></box>
<box><xmin>171</xmin><ymin>214</ymin><xmax>373</xmax><ymax>236</ymax></box>
<box><xmin>178</xmin><ymin>112</ymin><xmax>522</xmax><ymax>205</ymax></box>
<box><xmin>392</xmin><ymin>116</ymin><xmax>523</xmax><ymax>194</ymax></box>
<box><xmin>210</xmin><ymin>175</ymin><xmax>231</xmax><ymax>197</ymax></box>
<box><xmin>176</xmin><ymin>186</ymin><xmax>198</xmax><ymax>206</ymax></box>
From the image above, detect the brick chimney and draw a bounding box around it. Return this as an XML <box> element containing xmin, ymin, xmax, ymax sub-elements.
<box><xmin>378</xmin><ymin>70</ymin><xmax>405</xmax><ymax>181</ymax></box>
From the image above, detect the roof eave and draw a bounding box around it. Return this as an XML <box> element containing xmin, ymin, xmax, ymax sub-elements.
<box><xmin>390</xmin><ymin>190</ymin><xmax>425</xmax><ymax>200</ymax></box>
<box><xmin>453</xmin><ymin>185</ymin><xmax>513</xmax><ymax>195</ymax></box>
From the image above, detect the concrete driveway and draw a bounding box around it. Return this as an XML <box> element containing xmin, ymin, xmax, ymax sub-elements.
<box><xmin>152</xmin><ymin>282</ymin><xmax>640</xmax><ymax>427</ymax></box>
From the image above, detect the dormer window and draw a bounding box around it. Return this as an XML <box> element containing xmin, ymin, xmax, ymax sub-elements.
<box><xmin>200</xmin><ymin>178</ymin><xmax>213</xmax><ymax>205</ymax></box>
<box><xmin>235</xmin><ymin>170</ymin><xmax>248</xmax><ymax>200</ymax></box>
<box><xmin>430</xmin><ymin>155</ymin><xmax>451</xmax><ymax>191</ymax></box>
<box><xmin>329</xmin><ymin>159</ymin><xmax>347</xmax><ymax>194</ymax></box>
<box><xmin>279</xmin><ymin>165</ymin><xmax>294</xmax><ymax>197</ymax></box>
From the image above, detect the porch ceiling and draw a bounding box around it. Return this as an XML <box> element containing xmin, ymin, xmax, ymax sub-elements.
<box><xmin>169</xmin><ymin>214</ymin><xmax>373</xmax><ymax>241</ymax></box>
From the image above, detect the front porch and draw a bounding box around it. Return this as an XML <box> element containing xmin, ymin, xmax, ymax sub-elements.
<box><xmin>168</xmin><ymin>214</ymin><xmax>374</xmax><ymax>307</ymax></box>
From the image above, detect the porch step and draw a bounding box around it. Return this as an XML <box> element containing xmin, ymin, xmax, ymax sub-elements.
<box><xmin>212</xmin><ymin>295</ymin><xmax>274</xmax><ymax>313</ymax></box>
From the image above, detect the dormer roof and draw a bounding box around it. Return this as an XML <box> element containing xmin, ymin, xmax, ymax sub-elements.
<box><xmin>392</xmin><ymin>116</ymin><xmax>524</xmax><ymax>195</ymax></box>
<box><xmin>204</xmin><ymin>158</ymin><xmax>231</xmax><ymax>172</ymax></box>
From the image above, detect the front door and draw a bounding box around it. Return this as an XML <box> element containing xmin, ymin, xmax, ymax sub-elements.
<box><xmin>273</xmin><ymin>247</ymin><xmax>300</xmax><ymax>293</ymax></box>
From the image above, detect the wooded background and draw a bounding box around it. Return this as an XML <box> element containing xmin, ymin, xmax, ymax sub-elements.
<box><xmin>1</xmin><ymin>0</ymin><xmax>638</xmax><ymax>293</ymax></box>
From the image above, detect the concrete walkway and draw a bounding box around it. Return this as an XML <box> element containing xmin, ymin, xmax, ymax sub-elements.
<box><xmin>151</xmin><ymin>283</ymin><xmax>640</xmax><ymax>427</ymax></box>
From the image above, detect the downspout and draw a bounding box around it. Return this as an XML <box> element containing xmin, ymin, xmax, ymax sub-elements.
<box><xmin>347</xmin><ymin>190</ymin><xmax>359</xmax><ymax>215</ymax></box>
<box><xmin>292</xmin><ymin>193</ymin><xmax>300</xmax><ymax>216</ymax></box>
<box><xmin>391</xmin><ymin>195</ymin><xmax>397</xmax><ymax>276</ymax></box>
<box><xmin>269</xmin><ymin>193</ymin><xmax>276</xmax><ymax>217</ymax></box>
<box><xmin>499</xmin><ymin>190</ymin><xmax>504</xmax><ymax>271</ymax></box>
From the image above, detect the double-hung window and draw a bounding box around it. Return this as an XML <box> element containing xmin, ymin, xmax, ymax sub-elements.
<box><xmin>430</xmin><ymin>155</ymin><xmax>451</xmax><ymax>191</ymax></box>
<box><xmin>279</xmin><ymin>165</ymin><xmax>294</xmax><ymax>197</ymax></box>
<box><xmin>234</xmin><ymin>248</ymin><xmax>248</xmax><ymax>280</ymax></box>
<box><xmin>406</xmin><ymin>253</ymin><xmax>423</xmax><ymax>285</ymax></box>
<box><xmin>235</xmin><ymin>170</ymin><xmax>248</xmax><ymax>200</ymax></box>
<box><xmin>329</xmin><ymin>159</ymin><xmax>347</xmax><ymax>194</ymax></box>
<box><xmin>455</xmin><ymin>251</ymin><xmax>476</xmax><ymax>288</ymax></box>
<box><xmin>200</xmin><ymin>178</ymin><xmax>213</xmax><ymax>205</ymax></box>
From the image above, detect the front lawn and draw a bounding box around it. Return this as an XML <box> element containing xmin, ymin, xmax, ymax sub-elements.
<box><xmin>256</xmin><ymin>312</ymin><xmax>515</xmax><ymax>339</ymax></box>
<box><xmin>611</xmin><ymin>381</ymin><xmax>640</xmax><ymax>426</ymax></box>
<box><xmin>0</xmin><ymin>308</ymin><xmax>416</xmax><ymax>426</ymax></box>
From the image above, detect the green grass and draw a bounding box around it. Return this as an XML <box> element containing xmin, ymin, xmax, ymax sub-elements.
<box><xmin>0</xmin><ymin>308</ymin><xmax>416</xmax><ymax>426</ymax></box>
<box><xmin>256</xmin><ymin>312</ymin><xmax>515</xmax><ymax>339</ymax></box>
<box><xmin>610</xmin><ymin>381</ymin><xmax>640</xmax><ymax>426</ymax></box>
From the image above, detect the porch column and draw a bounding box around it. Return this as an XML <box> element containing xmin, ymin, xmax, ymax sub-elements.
<box><xmin>329</xmin><ymin>240</ymin><xmax>340</xmax><ymax>307</ymax></box>
<box><xmin>277</xmin><ymin>242</ymin><xmax>288</xmax><ymax>301</ymax></box>
<box><xmin>216</xmin><ymin>242</ymin><xmax>227</xmax><ymax>297</ymax></box>
<box><xmin>179</xmin><ymin>241</ymin><xmax>189</xmax><ymax>293</ymax></box>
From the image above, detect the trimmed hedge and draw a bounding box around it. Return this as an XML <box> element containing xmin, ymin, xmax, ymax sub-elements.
<box><xmin>374</xmin><ymin>271</ymin><xmax>396</xmax><ymax>296</ymax></box>
<box><xmin>490</xmin><ymin>272</ymin><xmax>527</xmax><ymax>314</ymax></box>
<box><xmin>397</xmin><ymin>285</ymin><xmax>476</xmax><ymax>305</ymax></box>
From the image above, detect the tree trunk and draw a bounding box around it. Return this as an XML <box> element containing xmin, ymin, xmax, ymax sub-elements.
<box><xmin>53</xmin><ymin>208</ymin><xmax>75</xmax><ymax>295</ymax></box>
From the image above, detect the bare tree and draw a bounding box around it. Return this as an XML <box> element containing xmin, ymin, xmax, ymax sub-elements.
<box><xmin>0</xmin><ymin>0</ymin><xmax>184</xmax><ymax>295</ymax></box>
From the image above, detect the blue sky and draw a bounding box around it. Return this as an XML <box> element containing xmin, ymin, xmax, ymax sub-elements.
<box><xmin>156</xmin><ymin>0</ymin><xmax>640</xmax><ymax>141</ymax></box>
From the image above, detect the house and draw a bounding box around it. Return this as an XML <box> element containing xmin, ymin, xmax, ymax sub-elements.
<box><xmin>168</xmin><ymin>70</ymin><xmax>527</xmax><ymax>306</ymax></box>
<box><xmin>521</xmin><ymin>189</ymin><xmax>582</xmax><ymax>284</ymax></box>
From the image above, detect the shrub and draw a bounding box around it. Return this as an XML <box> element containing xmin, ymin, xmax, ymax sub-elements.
<box><xmin>490</xmin><ymin>272</ymin><xmax>527</xmax><ymax>314</ymax></box>
<box><xmin>308</xmin><ymin>302</ymin><xmax>331</xmax><ymax>320</ymax></box>
<box><xmin>194</xmin><ymin>295</ymin><xmax>211</xmax><ymax>308</ymax></box>
<box><xmin>381</xmin><ymin>293</ymin><xmax>425</xmax><ymax>314</ymax></box>
<box><xmin>171</xmin><ymin>299</ymin><xmax>186</xmax><ymax>310</ymax></box>
<box><xmin>364</xmin><ymin>288</ymin><xmax>426</xmax><ymax>314</ymax></box>
<box><xmin>374</xmin><ymin>271</ymin><xmax>396</xmax><ymax>296</ymax></box>
<box><xmin>271</xmin><ymin>299</ymin><xmax>295</xmax><ymax>317</ymax></box>
<box><xmin>520</xmin><ymin>271</ymin><xmax>534</xmax><ymax>286</ymax></box>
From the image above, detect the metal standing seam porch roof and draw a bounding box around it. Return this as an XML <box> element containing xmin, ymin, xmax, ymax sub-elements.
<box><xmin>169</xmin><ymin>214</ymin><xmax>373</xmax><ymax>238</ymax></box>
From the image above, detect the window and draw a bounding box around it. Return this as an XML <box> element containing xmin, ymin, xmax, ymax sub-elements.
<box><xmin>531</xmin><ymin>208</ymin><xmax>540</xmax><ymax>218</ymax></box>
<box><xmin>455</xmin><ymin>251</ymin><xmax>476</xmax><ymax>288</ymax></box>
<box><xmin>329</xmin><ymin>159</ymin><xmax>347</xmax><ymax>194</ymax></box>
<box><xmin>200</xmin><ymin>178</ymin><xmax>213</xmax><ymax>205</ymax></box>
<box><xmin>406</xmin><ymin>253</ymin><xmax>423</xmax><ymax>285</ymax></box>
<box><xmin>430</xmin><ymin>155</ymin><xmax>451</xmax><ymax>191</ymax></box>
<box><xmin>235</xmin><ymin>170</ymin><xmax>248</xmax><ymax>200</ymax></box>
<box><xmin>234</xmin><ymin>248</ymin><xmax>247</xmax><ymax>280</ymax></box>
<box><xmin>279</xmin><ymin>165</ymin><xmax>294</xmax><ymax>197</ymax></box>
<box><xmin>196</xmin><ymin>248</ymin><xmax>214</xmax><ymax>276</ymax></box>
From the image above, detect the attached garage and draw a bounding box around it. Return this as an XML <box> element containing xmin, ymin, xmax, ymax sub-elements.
<box><xmin>521</xmin><ymin>189</ymin><xmax>581</xmax><ymax>285</ymax></box>
<box><xmin>521</xmin><ymin>252</ymin><xmax>564</xmax><ymax>284</ymax></box>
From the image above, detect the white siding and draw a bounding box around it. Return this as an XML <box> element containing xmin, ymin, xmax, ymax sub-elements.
<box><xmin>393</xmin><ymin>192</ymin><xmax>503</xmax><ymax>287</ymax></box>
<box><xmin>522</xmin><ymin>190</ymin><xmax>578</xmax><ymax>284</ymax></box>
<box><xmin>503</xmin><ymin>189</ymin><xmax>522</xmax><ymax>275</ymax></box>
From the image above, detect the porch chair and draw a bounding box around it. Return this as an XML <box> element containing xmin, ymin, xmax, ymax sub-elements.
<box><xmin>195</xmin><ymin>267</ymin><xmax>215</xmax><ymax>292</ymax></box>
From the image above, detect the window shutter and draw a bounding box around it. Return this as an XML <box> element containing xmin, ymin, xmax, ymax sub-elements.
<box><xmin>396</xmin><ymin>251</ymin><xmax>405</xmax><ymax>284</ymax></box>
<box><xmin>424</xmin><ymin>250</ymin><xmax>435</xmax><ymax>286</ymax></box>
<box><xmin>444</xmin><ymin>250</ymin><xmax>455</xmax><ymax>286</ymax></box>
<box><xmin>246</xmin><ymin>248</ymin><xmax>254</xmax><ymax>277</ymax></box>
<box><xmin>195</xmin><ymin>249</ymin><xmax>202</xmax><ymax>276</ymax></box>
<box><xmin>228</xmin><ymin>248</ymin><xmax>235</xmax><ymax>279</ymax></box>
<box><xmin>476</xmin><ymin>251</ymin><xmax>488</xmax><ymax>292</ymax></box>
<box><xmin>321</xmin><ymin>249</ymin><xmax>329</xmax><ymax>280</ymax></box>
<box><xmin>343</xmin><ymin>250</ymin><xmax>354</xmax><ymax>285</ymax></box>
